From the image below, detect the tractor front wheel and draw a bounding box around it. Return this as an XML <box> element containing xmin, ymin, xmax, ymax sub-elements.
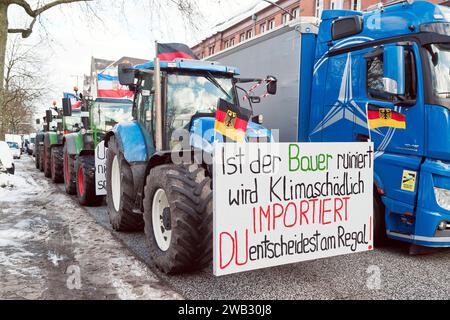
<box><xmin>51</xmin><ymin>146</ymin><xmax>64</xmax><ymax>183</ymax></box>
<box><xmin>106</xmin><ymin>136</ymin><xmax>144</xmax><ymax>232</ymax></box>
<box><xmin>43</xmin><ymin>141</ymin><xmax>52</xmax><ymax>178</ymax></box>
<box><xmin>76</xmin><ymin>155</ymin><xmax>103</xmax><ymax>207</ymax></box>
<box><xmin>63</xmin><ymin>144</ymin><xmax>77</xmax><ymax>195</ymax></box>
<box><xmin>143</xmin><ymin>164</ymin><xmax>213</xmax><ymax>274</ymax></box>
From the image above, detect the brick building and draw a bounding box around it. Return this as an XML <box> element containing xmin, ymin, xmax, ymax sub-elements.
<box><xmin>192</xmin><ymin>0</ymin><xmax>447</xmax><ymax>59</ymax></box>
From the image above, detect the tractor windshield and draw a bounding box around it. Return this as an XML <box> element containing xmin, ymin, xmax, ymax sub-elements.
<box><xmin>166</xmin><ymin>73</ymin><xmax>235</xmax><ymax>137</ymax></box>
<box><xmin>64</xmin><ymin>115</ymin><xmax>81</xmax><ymax>132</ymax></box>
<box><xmin>92</xmin><ymin>102</ymin><xmax>133</xmax><ymax>132</ymax></box>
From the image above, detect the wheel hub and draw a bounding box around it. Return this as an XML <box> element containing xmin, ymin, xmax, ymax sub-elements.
<box><xmin>152</xmin><ymin>188</ymin><xmax>172</xmax><ymax>252</ymax></box>
<box><xmin>162</xmin><ymin>207</ymin><xmax>171</xmax><ymax>230</ymax></box>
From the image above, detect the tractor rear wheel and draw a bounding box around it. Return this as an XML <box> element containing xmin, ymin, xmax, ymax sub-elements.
<box><xmin>76</xmin><ymin>155</ymin><xmax>103</xmax><ymax>206</ymax></box>
<box><xmin>51</xmin><ymin>146</ymin><xmax>64</xmax><ymax>183</ymax></box>
<box><xmin>43</xmin><ymin>141</ymin><xmax>52</xmax><ymax>178</ymax></box>
<box><xmin>38</xmin><ymin>145</ymin><xmax>44</xmax><ymax>172</ymax></box>
<box><xmin>143</xmin><ymin>164</ymin><xmax>213</xmax><ymax>274</ymax></box>
<box><xmin>63</xmin><ymin>144</ymin><xmax>77</xmax><ymax>195</ymax></box>
<box><xmin>106</xmin><ymin>136</ymin><xmax>144</xmax><ymax>232</ymax></box>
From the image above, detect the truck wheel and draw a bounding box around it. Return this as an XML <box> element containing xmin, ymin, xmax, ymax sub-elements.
<box><xmin>374</xmin><ymin>190</ymin><xmax>388</xmax><ymax>247</ymax></box>
<box><xmin>106</xmin><ymin>136</ymin><xmax>144</xmax><ymax>232</ymax></box>
<box><xmin>76</xmin><ymin>155</ymin><xmax>103</xmax><ymax>207</ymax></box>
<box><xmin>44</xmin><ymin>141</ymin><xmax>52</xmax><ymax>178</ymax></box>
<box><xmin>143</xmin><ymin>164</ymin><xmax>213</xmax><ymax>274</ymax></box>
<box><xmin>63</xmin><ymin>144</ymin><xmax>76</xmax><ymax>195</ymax></box>
<box><xmin>51</xmin><ymin>146</ymin><xmax>64</xmax><ymax>183</ymax></box>
<box><xmin>38</xmin><ymin>145</ymin><xmax>44</xmax><ymax>172</ymax></box>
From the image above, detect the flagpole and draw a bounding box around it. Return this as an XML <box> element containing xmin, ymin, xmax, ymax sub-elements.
<box><xmin>154</xmin><ymin>40</ymin><xmax>163</xmax><ymax>151</ymax></box>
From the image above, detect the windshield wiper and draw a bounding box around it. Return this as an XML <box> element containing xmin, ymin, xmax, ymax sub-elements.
<box><xmin>204</xmin><ymin>72</ymin><xmax>233</xmax><ymax>101</ymax></box>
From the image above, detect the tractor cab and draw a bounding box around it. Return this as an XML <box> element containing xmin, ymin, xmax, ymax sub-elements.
<box><xmin>119</xmin><ymin>58</ymin><xmax>277</xmax><ymax>155</ymax></box>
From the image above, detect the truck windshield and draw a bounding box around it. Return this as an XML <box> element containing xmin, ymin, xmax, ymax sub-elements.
<box><xmin>92</xmin><ymin>102</ymin><xmax>133</xmax><ymax>132</ymax></box>
<box><xmin>425</xmin><ymin>43</ymin><xmax>450</xmax><ymax>99</ymax></box>
<box><xmin>166</xmin><ymin>73</ymin><xmax>235</xmax><ymax>135</ymax></box>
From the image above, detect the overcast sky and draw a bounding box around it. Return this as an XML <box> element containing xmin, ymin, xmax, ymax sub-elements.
<box><xmin>7</xmin><ymin>0</ymin><xmax>259</xmax><ymax>115</ymax></box>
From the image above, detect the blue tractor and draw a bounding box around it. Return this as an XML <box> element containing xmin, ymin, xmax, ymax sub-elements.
<box><xmin>104</xmin><ymin>58</ymin><xmax>276</xmax><ymax>273</ymax></box>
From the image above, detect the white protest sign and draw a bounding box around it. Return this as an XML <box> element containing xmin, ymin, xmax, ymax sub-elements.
<box><xmin>95</xmin><ymin>141</ymin><xmax>107</xmax><ymax>196</ymax></box>
<box><xmin>213</xmin><ymin>142</ymin><xmax>374</xmax><ymax>276</ymax></box>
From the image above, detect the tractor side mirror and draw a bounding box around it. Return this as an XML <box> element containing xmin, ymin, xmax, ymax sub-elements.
<box><xmin>266</xmin><ymin>76</ymin><xmax>277</xmax><ymax>95</ymax></box>
<box><xmin>45</xmin><ymin>110</ymin><xmax>53</xmax><ymax>123</ymax></box>
<box><xmin>383</xmin><ymin>44</ymin><xmax>405</xmax><ymax>96</ymax></box>
<box><xmin>118</xmin><ymin>63</ymin><xmax>135</xmax><ymax>86</ymax></box>
<box><xmin>62</xmin><ymin>98</ymin><xmax>72</xmax><ymax>117</ymax></box>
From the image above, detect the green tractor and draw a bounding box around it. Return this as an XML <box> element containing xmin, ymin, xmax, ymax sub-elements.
<box><xmin>62</xmin><ymin>92</ymin><xmax>133</xmax><ymax>206</ymax></box>
<box><xmin>43</xmin><ymin>100</ymin><xmax>81</xmax><ymax>183</ymax></box>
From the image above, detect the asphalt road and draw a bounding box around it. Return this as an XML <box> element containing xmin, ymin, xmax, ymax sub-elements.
<box><xmin>46</xmin><ymin>159</ymin><xmax>450</xmax><ymax>300</ymax></box>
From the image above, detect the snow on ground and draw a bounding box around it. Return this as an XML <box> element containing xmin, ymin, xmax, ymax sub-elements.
<box><xmin>0</xmin><ymin>157</ymin><xmax>182</xmax><ymax>300</ymax></box>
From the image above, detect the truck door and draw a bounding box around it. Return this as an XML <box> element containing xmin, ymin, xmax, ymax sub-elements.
<box><xmin>358</xmin><ymin>42</ymin><xmax>425</xmax><ymax>211</ymax></box>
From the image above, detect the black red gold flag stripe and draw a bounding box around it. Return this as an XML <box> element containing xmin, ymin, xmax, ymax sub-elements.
<box><xmin>157</xmin><ymin>43</ymin><xmax>198</xmax><ymax>61</ymax></box>
<box><xmin>368</xmin><ymin>107</ymin><xmax>406</xmax><ymax>129</ymax></box>
<box><xmin>215</xmin><ymin>99</ymin><xmax>252</xmax><ymax>142</ymax></box>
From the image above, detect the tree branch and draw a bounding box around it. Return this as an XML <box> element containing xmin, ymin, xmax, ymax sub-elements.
<box><xmin>8</xmin><ymin>0</ymin><xmax>93</xmax><ymax>18</ymax></box>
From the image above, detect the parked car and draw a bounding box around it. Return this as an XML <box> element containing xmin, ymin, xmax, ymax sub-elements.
<box><xmin>6</xmin><ymin>141</ymin><xmax>21</xmax><ymax>159</ymax></box>
<box><xmin>0</xmin><ymin>141</ymin><xmax>15</xmax><ymax>175</ymax></box>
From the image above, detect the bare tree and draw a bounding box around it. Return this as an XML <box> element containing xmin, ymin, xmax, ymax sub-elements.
<box><xmin>0</xmin><ymin>36</ymin><xmax>49</xmax><ymax>138</ymax></box>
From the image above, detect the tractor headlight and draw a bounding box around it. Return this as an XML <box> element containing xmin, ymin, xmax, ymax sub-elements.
<box><xmin>434</xmin><ymin>187</ymin><xmax>450</xmax><ymax>211</ymax></box>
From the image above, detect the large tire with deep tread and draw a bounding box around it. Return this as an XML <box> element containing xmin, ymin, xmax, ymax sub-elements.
<box><xmin>63</xmin><ymin>144</ymin><xmax>77</xmax><ymax>195</ymax></box>
<box><xmin>76</xmin><ymin>155</ymin><xmax>104</xmax><ymax>206</ymax></box>
<box><xmin>43</xmin><ymin>140</ymin><xmax>52</xmax><ymax>178</ymax></box>
<box><xmin>374</xmin><ymin>190</ymin><xmax>388</xmax><ymax>247</ymax></box>
<box><xmin>35</xmin><ymin>147</ymin><xmax>40</xmax><ymax>169</ymax></box>
<box><xmin>51</xmin><ymin>145</ymin><xmax>64</xmax><ymax>183</ymax></box>
<box><xmin>143</xmin><ymin>164</ymin><xmax>213</xmax><ymax>274</ymax></box>
<box><xmin>106</xmin><ymin>136</ymin><xmax>144</xmax><ymax>232</ymax></box>
<box><xmin>38</xmin><ymin>145</ymin><xmax>45</xmax><ymax>172</ymax></box>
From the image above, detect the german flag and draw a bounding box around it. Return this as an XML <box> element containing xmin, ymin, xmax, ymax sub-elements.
<box><xmin>157</xmin><ymin>43</ymin><xmax>198</xmax><ymax>61</ymax></box>
<box><xmin>215</xmin><ymin>99</ymin><xmax>252</xmax><ymax>142</ymax></box>
<box><xmin>368</xmin><ymin>107</ymin><xmax>406</xmax><ymax>129</ymax></box>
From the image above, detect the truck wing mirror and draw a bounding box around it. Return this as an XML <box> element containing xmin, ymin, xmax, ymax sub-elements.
<box><xmin>45</xmin><ymin>110</ymin><xmax>53</xmax><ymax>124</ymax></box>
<box><xmin>118</xmin><ymin>63</ymin><xmax>136</xmax><ymax>86</ymax></box>
<box><xmin>266</xmin><ymin>76</ymin><xmax>277</xmax><ymax>95</ymax></box>
<box><xmin>62</xmin><ymin>98</ymin><xmax>72</xmax><ymax>117</ymax></box>
<box><xmin>383</xmin><ymin>44</ymin><xmax>406</xmax><ymax>96</ymax></box>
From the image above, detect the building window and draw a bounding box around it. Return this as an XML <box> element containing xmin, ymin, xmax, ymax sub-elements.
<box><xmin>351</xmin><ymin>0</ymin><xmax>361</xmax><ymax>11</ymax></box>
<box><xmin>224</xmin><ymin>40</ymin><xmax>229</xmax><ymax>49</ymax></box>
<box><xmin>240</xmin><ymin>33</ymin><xmax>245</xmax><ymax>42</ymax></box>
<box><xmin>230</xmin><ymin>38</ymin><xmax>235</xmax><ymax>46</ymax></box>
<box><xmin>282</xmin><ymin>13</ymin><xmax>290</xmax><ymax>25</ymax></box>
<box><xmin>267</xmin><ymin>19</ymin><xmax>275</xmax><ymax>31</ymax></box>
<box><xmin>209</xmin><ymin>46</ymin><xmax>215</xmax><ymax>56</ymax></box>
<box><xmin>246</xmin><ymin>29</ymin><xmax>253</xmax><ymax>39</ymax></box>
<box><xmin>330</xmin><ymin>0</ymin><xmax>343</xmax><ymax>9</ymax></box>
<box><xmin>315</xmin><ymin>0</ymin><xmax>323</xmax><ymax>18</ymax></box>
<box><xmin>260</xmin><ymin>22</ymin><xmax>266</xmax><ymax>34</ymax></box>
<box><xmin>292</xmin><ymin>7</ymin><xmax>300</xmax><ymax>20</ymax></box>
